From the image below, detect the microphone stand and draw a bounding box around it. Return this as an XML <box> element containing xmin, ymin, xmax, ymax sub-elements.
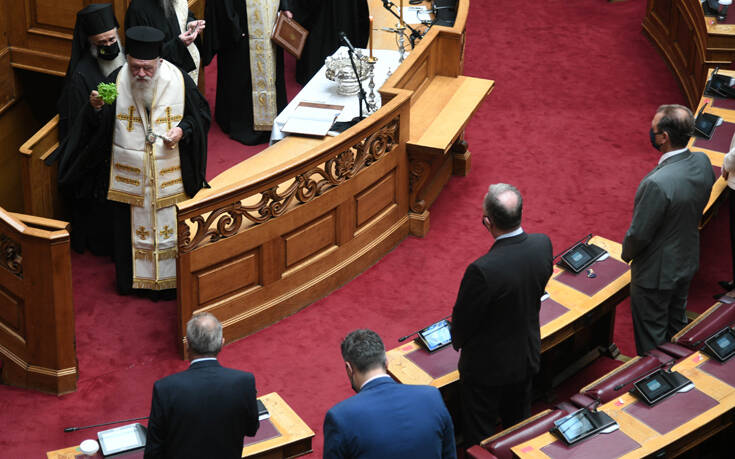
<box><xmin>381</xmin><ymin>0</ymin><xmax>424</xmax><ymax>49</ymax></box>
<box><xmin>332</xmin><ymin>37</ymin><xmax>369</xmax><ymax>133</ymax></box>
<box><xmin>64</xmin><ymin>416</ymin><xmax>148</xmax><ymax>432</ymax></box>
<box><xmin>398</xmin><ymin>314</ymin><xmax>452</xmax><ymax>342</ymax></box>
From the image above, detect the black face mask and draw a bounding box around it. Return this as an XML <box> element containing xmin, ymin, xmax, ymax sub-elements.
<box><xmin>97</xmin><ymin>42</ymin><xmax>120</xmax><ymax>61</ymax></box>
<box><xmin>649</xmin><ymin>128</ymin><xmax>661</xmax><ymax>151</ymax></box>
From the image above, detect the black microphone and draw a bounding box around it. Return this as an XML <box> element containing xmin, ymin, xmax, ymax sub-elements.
<box><xmin>553</xmin><ymin>233</ymin><xmax>593</xmax><ymax>260</ymax></box>
<box><xmin>338</xmin><ymin>32</ymin><xmax>357</xmax><ymax>55</ymax></box>
<box><xmin>64</xmin><ymin>416</ymin><xmax>148</xmax><ymax>432</ymax></box>
<box><xmin>612</xmin><ymin>357</ymin><xmax>676</xmax><ymax>391</ymax></box>
<box><xmin>398</xmin><ymin>315</ymin><xmax>452</xmax><ymax>342</ymax></box>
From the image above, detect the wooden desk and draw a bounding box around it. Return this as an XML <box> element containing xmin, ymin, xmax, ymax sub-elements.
<box><xmin>386</xmin><ymin>236</ymin><xmax>630</xmax><ymax>390</ymax></box>
<box><xmin>45</xmin><ymin>392</ymin><xmax>314</xmax><ymax>459</ymax></box>
<box><xmin>511</xmin><ymin>352</ymin><xmax>735</xmax><ymax>458</ymax></box>
<box><xmin>688</xmin><ymin>68</ymin><xmax>733</xmax><ymax>227</ymax></box>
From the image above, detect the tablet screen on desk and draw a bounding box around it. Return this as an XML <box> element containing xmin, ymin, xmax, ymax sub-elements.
<box><xmin>553</xmin><ymin>410</ymin><xmax>595</xmax><ymax>444</ymax></box>
<box><xmin>705</xmin><ymin>327</ymin><xmax>735</xmax><ymax>362</ymax></box>
<box><xmin>633</xmin><ymin>370</ymin><xmax>675</xmax><ymax>404</ymax></box>
<box><xmin>418</xmin><ymin>320</ymin><xmax>452</xmax><ymax>352</ymax></box>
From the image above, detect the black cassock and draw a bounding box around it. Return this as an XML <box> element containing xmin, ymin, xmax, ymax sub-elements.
<box><xmin>125</xmin><ymin>0</ymin><xmax>201</xmax><ymax>74</ymax></box>
<box><xmin>292</xmin><ymin>0</ymin><xmax>370</xmax><ymax>85</ymax></box>
<box><xmin>52</xmin><ymin>53</ymin><xmax>117</xmax><ymax>256</ymax></box>
<box><xmin>202</xmin><ymin>0</ymin><xmax>290</xmax><ymax>145</ymax></box>
<box><xmin>56</xmin><ymin>67</ymin><xmax>210</xmax><ymax>298</ymax></box>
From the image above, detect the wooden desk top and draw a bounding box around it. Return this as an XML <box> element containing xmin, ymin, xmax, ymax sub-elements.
<box><xmin>386</xmin><ymin>236</ymin><xmax>630</xmax><ymax>388</ymax></box>
<box><xmin>689</xmin><ymin>69</ymin><xmax>732</xmax><ymax>218</ymax></box>
<box><xmin>510</xmin><ymin>352</ymin><xmax>735</xmax><ymax>458</ymax></box>
<box><xmin>45</xmin><ymin>392</ymin><xmax>314</xmax><ymax>459</ymax></box>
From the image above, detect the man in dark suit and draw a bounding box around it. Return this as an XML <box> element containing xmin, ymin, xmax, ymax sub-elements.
<box><xmin>323</xmin><ymin>329</ymin><xmax>456</xmax><ymax>458</ymax></box>
<box><xmin>144</xmin><ymin>312</ymin><xmax>259</xmax><ymax>458</ymax></box>
<box><xmin>451</xmin><ymin>183</ymin><xmax>553</xmax><ymax>445</ymax></box>
<box><xmin>622</xmin><ymin>104</ymin><xmax>715</xmax><ymax>355</ymax></box>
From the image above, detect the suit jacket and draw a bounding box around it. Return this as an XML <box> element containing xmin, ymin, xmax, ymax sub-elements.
<box><xmin>622</xmin><ymin>150</ymin><xmax>715</xmax><ymax>289</ymax></box>
<box><xmin>143</xmin><ymin>360</ymin><xmax>259</xmax><ymax>459</ymax></box>
<box><xmin>323</xmin><ymin>377</ymin><xmax>456</xmax><ymax>459</ymax></box>
<box><xmin>451</xmin><ymin>232</ymin><xmax>553</xmax><ymax>386</ymax></box>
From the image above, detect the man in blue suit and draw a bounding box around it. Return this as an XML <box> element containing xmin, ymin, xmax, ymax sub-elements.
<box><xmin>323</xmin><ymin>329</ymin><xmax>456</xmax><ymax>458</ymax></box>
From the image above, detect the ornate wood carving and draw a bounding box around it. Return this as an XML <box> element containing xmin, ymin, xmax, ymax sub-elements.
<box><xmin>179</xmin><ymin>120</ymin><xmax>399</xmax><ymax>253</ymax></box>
<box><xmin>408</xmin><ymin>159</ymin><xmax>431</xmax><ymax>214</ymax></box>
<box><xmin>0</xmin><ymin>233</ymin><xmax>23</xmax><ymax>278</ymax></box>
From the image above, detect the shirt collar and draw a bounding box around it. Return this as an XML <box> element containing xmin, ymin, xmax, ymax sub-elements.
<box><xmin>495</xmin><ymin>226</ymin><xmax>524</xmax><ymax>241</ymax></box>
<box><xmin>360</xmin><ymin>374</ymin><xmax>392</xmax><ymax>390</ymax></box>
<box><xmin>190</xmin><ymin>357</ymin><xmax>217</xmax><ymax>366</ymax></box>
<box><xmin>658</xmin><ymin>147</ymin><xmax>688</xmax><ymax>165</ymax></box>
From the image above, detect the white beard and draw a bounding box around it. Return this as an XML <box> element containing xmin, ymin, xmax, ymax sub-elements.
<box><xmin>131</xmin><ymin>73</ymin><xmax>156</xmax><ymax>111</ymax></box>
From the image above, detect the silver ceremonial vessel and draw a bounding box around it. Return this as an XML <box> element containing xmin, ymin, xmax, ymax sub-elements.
<box><xmin>325</xmin><ymin>50</ymin><xmax>371</xmax><ymax>96</ymax></box>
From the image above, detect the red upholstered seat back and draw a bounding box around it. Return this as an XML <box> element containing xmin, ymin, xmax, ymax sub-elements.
<box><xmin>675</xmin><ymin>303</ymin><xmax>735</xmax><ymax>350</ymax></box>
<box><xmin>484</xmin><ymin>409</ymin><xmax>567</xmax><ymax>459</ymax></box>
<box><xmin>582</xmin><ymin>355</ymin><xmax>662</xmax><ymax>404</ymax></box>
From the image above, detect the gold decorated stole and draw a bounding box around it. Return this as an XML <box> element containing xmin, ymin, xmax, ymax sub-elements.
<box><xmin>174</xmin><ymin>0</ymin><xmax>201</xmax><ymax>82</ymax></box>
<box><xmin>109</xmin><ymin>60</ymin><xmax>187</xmax><ymax>290</ymax></box>
<box><xmin>246</xmin><ymin>0</ymin><xmax>279</xmax><ymax>131</ymax></box>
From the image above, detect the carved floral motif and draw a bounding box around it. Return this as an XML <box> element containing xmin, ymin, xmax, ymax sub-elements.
<box><xmin>0</xmin><ymin>234</ymin><xmax>22</xmax><ymax>278</ymax></box>
<box><xmin>179</xmin><ymin>120</ymin><xmax>399</xmax><ymax>252</ymax></box>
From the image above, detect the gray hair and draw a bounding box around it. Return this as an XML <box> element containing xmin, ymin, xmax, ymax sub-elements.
<box><xmin>483</xmin><ymin>183</ymin><xmax>523</xmax><ymax>231</ymax></box>
<box><xmin>655</xmin><ymin>104</ymin><xmax>694</xmax><ymax>149</ymax></box>
<box><xmin>186</xmin><ymin>312</ymin><xmax>223</xmax><ymax>356</ymax></box>
<box><xmin>341</xmin><ymin>329</ymin><xmax>387</xmax><ymax>373</ymax></box>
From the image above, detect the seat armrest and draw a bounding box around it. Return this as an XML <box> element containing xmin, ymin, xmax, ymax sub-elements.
<box><xmin>483</xmin><ymin>409</ymin><xmax>567</xmax><ymax>459</ymax></box>
<box><xmin>466</xmin><ymin>445</ymin><xmax>498</xmax><ymax>459</ymax></box>
<box><xmin>657</xmin><ymin>342</ymin><xmax>694</xmax><ymax>360</ymax></box>
<box><xmin>569</xmin><ymin>393</ymin><xmax>596</xmax><ymax>409</ymax></box>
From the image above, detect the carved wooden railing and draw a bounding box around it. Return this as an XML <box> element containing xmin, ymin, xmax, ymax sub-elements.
<box><xmin>176</xmin><ymin>94</ymin><xmax>411</xmax><ymax>356</ymax></box>
<box><xmin>0</xmin><ymin>207</ymin><xmax>76</xmax><ymax>394</ymax></box>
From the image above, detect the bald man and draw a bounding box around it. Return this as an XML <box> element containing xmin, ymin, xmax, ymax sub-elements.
<box><xmin>622</xmin><ymin>104</ymin><xmax>715</xmax><ymax>355</ymax></box>
<box><xmin>450</xmin><ymin>183</ymin><xmax>553</xmax><ymax>445</ymax></box>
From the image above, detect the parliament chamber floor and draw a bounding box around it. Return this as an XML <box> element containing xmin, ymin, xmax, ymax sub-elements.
<box><xmin>1</xmin><ymin>0</ymin><xmax>734</xmax><ymax>457</ymax></box>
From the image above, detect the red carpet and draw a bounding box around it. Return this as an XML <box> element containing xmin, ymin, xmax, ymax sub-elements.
<box><xmin>1</xmin><ymin>1</ymin><xmax>730</xmax><ymax>456</ymax></box>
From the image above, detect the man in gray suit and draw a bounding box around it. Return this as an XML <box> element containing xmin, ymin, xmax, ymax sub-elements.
<box><xmin>622</xmin><ymin>104</ymin><xmax>715</xmax><ymax>355</ymax></box>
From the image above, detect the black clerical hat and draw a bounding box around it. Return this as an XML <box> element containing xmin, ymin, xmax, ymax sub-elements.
<box><xmin>125</xmin><ymin>26</ymin><xmax>164</xmax><ymax>60</ymax></box>
<box><xmin>77</xmin><ymin>3</ymin><xmax>117</xmax><ymax>36</ymax></box>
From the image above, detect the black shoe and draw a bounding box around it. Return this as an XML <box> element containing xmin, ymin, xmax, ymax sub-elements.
<box><xmin>718</xmin><ymin>280</ymin><xmax>735</xmax><ymax>291</ymax></box>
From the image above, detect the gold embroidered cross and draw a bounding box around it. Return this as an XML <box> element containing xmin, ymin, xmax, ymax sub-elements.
<box><xmin>117</xmin><ymin>106</ymin><xmax>142</xmax><ymax>132</ymax></box>
<box><xmin>159</xmin><ymin>225</ymin><xmax>174</xmax><ymax>239</ymax></box>
<box><xmin>136</xmin><ymin>226</ymin><xmax>150</xmax><ymax>240</ymax></box>
<box><xmin>155</xmin><ymin>107</ymin><xmax>183</xmax><ymax>131</ymax></box>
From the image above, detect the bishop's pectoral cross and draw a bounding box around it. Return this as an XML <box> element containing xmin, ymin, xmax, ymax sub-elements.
<box><xmin>117</xmin><ymin>106</ymin><xmax>142</xmax><ymax>132</ymax></box>
<box><xmin>155</xmin><ymin>107</ymin><xmax>183</xmax><ymax>131</ymax></box>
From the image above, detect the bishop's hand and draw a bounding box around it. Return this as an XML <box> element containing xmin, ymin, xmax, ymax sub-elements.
<box><xmin>89</xmin><ymin>90</ymin><xmax>104</xmax><ymax>110</ymax></box>
<box><xmin>164</xmin><ymin>127</ymin><xmax>183</xmax><ymax>150</ymax></box>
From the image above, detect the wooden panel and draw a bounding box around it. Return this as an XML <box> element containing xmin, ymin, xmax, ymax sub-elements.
<box><xmin>32</xmin><ymin>0</ymin><xmax>84</xmax><ymax>34</ymax></box>
<box><xmin>0</xmin><ymin>207</ymin><xmax>76</xmax><ymax>394</ymax></box>
<box><xmin>0</xmin><ymin>286</ymin><xmax>24</xmax><ymax>337</ymax></box>
<box><xmin>197</xmin><ymin>250</ymin><xmax>260</xmax><ymax>304</ymax></box>
<box><xmin>284</xmin><ymin>212</ymin><xmax>337</xmax><ymax>268</ymax></box>
<box><xmin>355</xmin><ymin>172</ymin><xmax>396</xmax><ymax>228</ymax></box>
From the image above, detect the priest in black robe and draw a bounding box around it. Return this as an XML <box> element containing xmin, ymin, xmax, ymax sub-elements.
<box><xmin>125</xmin><ymin>0</ymin><xmax>205</xmax><ymax>81</ymax></box>
<box><xmin>50</xmin><ymin>3</ymin><xmax>126</xmax><ymax>256</ymax></box>
<box><xmin>56</xmin><ymin>26</ymin><xmax>210</xmax><ymax>300</ymax></box>
<box><xmin>201</xmin><ymin>0</ymin><xmax>292</xmax><ymax>145</ymax></box>
<box><xmin>292</xmin><ymin>0</ymin><xmax>370</xmax><ymax>85</ymax></box>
